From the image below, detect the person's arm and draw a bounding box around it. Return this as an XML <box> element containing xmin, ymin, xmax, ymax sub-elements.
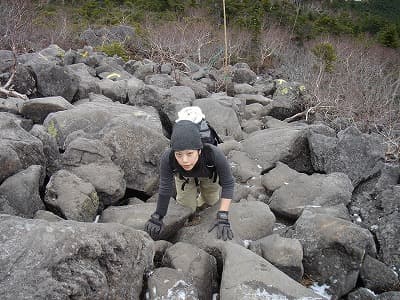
<box><xmin>213</xmin><ymin>146</ymin><xmax>234</xmax><ymax>211</ymax></box>
<box><xmin>208</xmin><ymin>146</ymin><xmax>235</xmax><ymax>240</ymax></box>
<box><xmin>145</xmin><ymin>149</ymin><xmax>174</xmax><ymax>240</ymax></box>
<box><xmin>155</xmin><ymin>149</ymin><xmax>175</xmax><ymax>217</ymax></box>
<box><xmin>219</xmin><ymin>198</ymin><xmax>231</xmax><ymax>212</ymax></box>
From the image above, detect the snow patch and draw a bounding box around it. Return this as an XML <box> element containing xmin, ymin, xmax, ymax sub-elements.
<box><xmin>310</xmin><ymin>283</ymin><xmax>331</xmax><ymax>300</ymax></box>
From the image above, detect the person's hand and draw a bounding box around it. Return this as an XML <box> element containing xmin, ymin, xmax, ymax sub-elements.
<box><xmin>145</xmin><ymin>212</ymin><xmax>163</xmax><ymax>240</ymax></box>
<box><xmin>208</xmin><ymin>211</ymin><xmax>233</xmax><ymax>241</ymax></box>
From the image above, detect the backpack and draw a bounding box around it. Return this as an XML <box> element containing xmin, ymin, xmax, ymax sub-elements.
<box><xmin>175</xmin><ymin>106</ymin><xmax>223</xmax><ymax>146</ymax></box>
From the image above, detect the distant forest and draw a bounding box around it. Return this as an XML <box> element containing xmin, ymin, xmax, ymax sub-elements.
<box><xmin>38</xmin><ymin>0</ymin><xmax>400</xmax><ymax>48</ymax></box>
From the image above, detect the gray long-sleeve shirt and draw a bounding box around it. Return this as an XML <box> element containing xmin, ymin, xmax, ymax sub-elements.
<box><xmin>155</xmin><ymin>144</ymin><xmax>234</xmax><ymax>217</ymax></box>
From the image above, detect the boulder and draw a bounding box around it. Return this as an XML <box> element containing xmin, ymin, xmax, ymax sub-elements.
<box><xmin>360</xmin><ymin>255</ymin><xmax>399</xmax><ymax>293</ymax></box>
<box><xmin>29</xmin><ymin>125</ymin><xmax>60</xmax><ymax>174</ymax></box>
<box><xmin>43</xmin><ymin>102</ymin><xmax>168</xmax><ymax>193</ymax></box>
<box><xmin>67</xmin><ymin>163</ymin><xmax>126</xmax><ymax>207</ymax></box>
<box><xmin>289</xmin><ymin>210</ymin><xmax>377</xmax><ymax>298</ymax></box>
<box><xmin>261</xmin><ymin>161</ymin><xmax>301</xmax><ymax>193</ymax></box>
<box><xmin>34</xmin><ymin>210</ymin><xmax>64</xmax><ymax>222</ymax></box>
<box><xmin>241</xmin><ymin>125</ymin><xmax>312</xmax><ymax>172</ymax></box>
<box><xmin>249</xmin><ymin>234</ymin><xmax>304</xmax><ymax>281</ymax></box>
<box><xmin>20</xmin><ymin>96</ymin><xmax>74</xmax><ymax>123</ymax></box>
<box><xmin>350</xmin><ymin>185</ymin><xmax>400</xmax><ymax>270</ymax></box>
<box><xmin>0</xmin><ymin>115</ymin><xmax>45</xmax><ymax>183</ymax></box>
<box><xmin>229</xmin><ymin>201</ymin><xmax>275</xmax><ymax>241</ymax></box>
<box><xmin>45</xmin><ymin>170</ymin><xmax>99</xmax><ymax>222</ymax></box>
<box><xmin>176</xmin><ymin>76</ymin><xmax>210</xmax><ymax>98</ymax></box>
<box><xmin>80</xmin><ymin>25</ymin><xmax>135</xmax><ymax>47</ymax></box>
<box><xmin>308</xmin><ymin>126</ymin><xmax>385</xmax><ymax>187</ymax></box>
<box><xmin>0</xmin><ymin>215</ymin><xmax>153</xmax><ymax>300</ymax></box>
<box><xmin>267</xmin><ymin>79</ymin><xmax>304</xmax><ymax>120</ymax></box>
<box><xmin>26</xmin><ymin>61</ymin><xmax>79</xmax><ymax>101</ymax></box>
<box><xmin>219</xmin><ymin>242</ymin><xmax>321</xmax><ymax>299</ymax></box>
<box><xmin>231</xmin><ymin>67</ymin><xmax>257</xmax><ymax>84</ymax></box>
<box><xmin>66</xmin><ymin>63</ymin><xmax>101</xmax><ymax>99</ymax></box>
<box><xmin>144</xmin><ymin>74</ymin><xmax>176</xmax><ymax>89</ymax></box>
<box><xmin>228</xmin><ymin>150</ymin><xmax>262</xmax><ymax>183</ymax></box>
<box><xmin>98</xmin><ymin>78</ymin><xmax>128</xmax><ymax>103</ymax></box>
<box><xmin>162</xmin><ymin>242</ymin><xmax>218</xmax><ymax>300</ymax></box>
<box><xmin>0</xmin><ymin>97</ymin><xmax>24</xmax><ymax>114</ymax></box>
<box><xmin>100</xmin><ymin>201</ymin><xmax>192</xmax><ymax>241</ymax></box>
<box><xmin>0</xmin><ymin>165</ymin><xmax>44</xmax><ymax>217</ymax></box>
<box><xmin>269</xmin><ymin>172</ymin><xmax>353</xmax><ymax>220</ymax></box>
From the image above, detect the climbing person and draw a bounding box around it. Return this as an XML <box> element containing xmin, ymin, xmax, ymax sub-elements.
<box><xmin>144</xmin><ymin>115</ymin><xmax>235</xmax><ymax>241</ymax></box>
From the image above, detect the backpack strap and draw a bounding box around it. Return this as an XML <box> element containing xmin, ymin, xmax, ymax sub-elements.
<box><xmin>202</xmin><ymin>144</ymin><xmax>218</xmax><ymax>183</ymax></box>
<box><xmin>206</xmin><ymin>121</ymin><xmax>223</xmax><ymax>144</ymax></box>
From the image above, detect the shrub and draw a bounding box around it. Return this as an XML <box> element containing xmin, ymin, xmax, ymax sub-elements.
<box><xmin>311</xmin><ymin>42</ymin><xmax>337</xmax><ymax>72</ymax></box>
<box><xmin>378</xmin><ymin>25</ymin><xmax>400</xmax><ymax>48</ymax></box>
<box><xmin>97</xmin><ymin>42</ymin><xmax>130</xmax><ymax>61</ymax></box>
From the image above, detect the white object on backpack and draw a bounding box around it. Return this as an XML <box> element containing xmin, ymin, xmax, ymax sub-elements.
<box><xmin>176</xmin><ymin>106</ymin><xmax>205</xmax><ymax>124</ymax></box>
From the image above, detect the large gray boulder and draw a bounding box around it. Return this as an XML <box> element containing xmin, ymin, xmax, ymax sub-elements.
<box><xmin>0</xmin><ymin>114</ymin><xmax>45</xmax><ymax>183</ymax></box>
<box><xmin>0</xmin><ymin>214</ymin><xmax>153</xmax><ymax>300</ymax></box>
<box><xmin>261</xmin><ymin>161</ymin><xmax>301</xmax><ymax>193</ymax></box>
<box><xmin>29</xmin><ymin>124</ymin><xmax>61</xmax><ymax>175</ymax></box>
<box><xmin>45</xmin><ymin>170</ymin><xmax>99</xmax><ymax>222</ymax></box>
<box><xmin>0</xmin><ymin>165</ymin><xmax>44</xmax><ymax>217</ymax></box>
<box><xmin>351</xmin><ymin>186</ymin><xmax>400</xmax><ymax>270</ymax></box>
<box><xmin>0</xmin><ymin>97</ymin><xmax>24</xmax><ymax>114</ymax></box>
<box><xmin>61</xmin><ymin>137</ymin><xmax>113</xmax><ymax>166</ymax></box>
<box><xmin>266</xmin><ymin>79</ymin><xmax>304</xmax><ymax>120</ymax></box>
<box><xmin>66</xmin><ymin>63</ymin><xmax>101</xmax><ymax>99</ymax></box>
<box><xmin>144</xmin><ymin>74</ymin><xmax>176</xmax><ymax>89</ymax></box>
<box><xmin>67</xmin><ymin>163</ymin><xmax>125</xmax><ymax>207</ymax></box>
<box><xmin>308</xmin><ymin>126</ymin><xmax>385</xmax><ymax>187</ymax></box>
<box><xmin>241</xmin><ymin>125</ymin><xmax>312</xmax><ymax>172</ymax></box>
<box><xmin>20</xmin><ymin>96</ymin><xmax>74</xmax><ymax>123</ymax></box>
<box><xmin>26</xmin><ymin>61</ymin><xmax>79</xmax><ymax>101</ymax></box>
<box><xmin>61</xmin><ymin>137</ymin><xmax>125</xmax><ymax>206</ymax></box>
<box><xmin>229</xmin><ymin>201</ymin><xmax>275</xmax><ymax>241</ymax></box>
<box><xmin>289</xmin><ymin>210</ymin><xmax>377</xmax><ymax>298</ymax></box>
<box><xmin>80</xmin><ymin>25</ymin><xmax>135</xmax><ymax>47</ymax></box>
<box><xmin>228</xmin><ymin>150</ymin><xmax>263</xmax><ymax>183</ymax></box>
<box><xmin>219</xmin><ymin>242</ymin><xmax>321</xmax><ymax>299</ymax></box>
<box><xmin>162</xmin><ymin>242</ymin><xmax>218</xmax><ymax>300</ymax></box>
<box><xmin>98</xmin><ymin>78</ymin><xmax>128</xmax><ymax>103</ymax></box>
<box><xmin>100</xmin><ymin>201</ymin><xmax>192</xmax><ymax>240</ymax></box>
<box><xmin>360</xmin><ymin>255</ymin><xmax>399</xmax><ymax>293</ymax></box>
<box><xmin>249</xmin><ymin>234</ymin><xmax>304</xmax><ymax>281</ymax></box>
<box><xmin>43</xmin><ymin>101</ymin><xmax>168</xmax><ymax>193</ymax></box>
<box><xmin>231</xmin><ymin>66</ymin><xmax>257</xmax><ymax>84</ymax></box>
<box><xmin>269</xmin><ymin>172</ymin><xmax>353</xmax><ymax>220</ymax></box>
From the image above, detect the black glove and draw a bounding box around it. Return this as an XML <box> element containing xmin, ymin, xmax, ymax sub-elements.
<box><xmin>145</xmin><ymin>212</ymin><xmax>163</xmax><ymax>240</ymax></box>
<box><xmin>208</xmin><ymin>211</ymin><xmax>233</xmax><ymax>241</ymax></box>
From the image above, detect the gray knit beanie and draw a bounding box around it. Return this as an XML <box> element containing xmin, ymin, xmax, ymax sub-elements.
<box><xmin>171</xmin><ymin>120</ymin><xmax>203</xmax><ymax>151</ymax></box>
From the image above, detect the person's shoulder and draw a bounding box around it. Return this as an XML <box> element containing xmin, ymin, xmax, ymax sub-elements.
<box><xmin>161</xmin><ymin>148</ymin><xmax>173</xmax><ymax>162</ymax></box>
<box><xmin>203</xmin><ymin>144</ymin><xmax>226</xmax><ymax>159</ymax></box>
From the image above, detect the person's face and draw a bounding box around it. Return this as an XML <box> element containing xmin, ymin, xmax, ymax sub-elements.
<box><xmin>174</xmin><ymin>149</ymin><xmax>201</xmax><ymax>171</ymax></box>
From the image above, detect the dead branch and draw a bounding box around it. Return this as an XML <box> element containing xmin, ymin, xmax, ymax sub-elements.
<box><xmin>0</xmin><ymin>49</ymin><xmax>28</xmax><ymax>100</ymax></box>
<box><xmin>284</xmin><ymin>104</ymin><xmax>333</xmax><ymax>123</ymax></box>
<box><xmin>0</xmin><ymin>87</ymin><xmax>28</xmax><ymax>100</ymax></box>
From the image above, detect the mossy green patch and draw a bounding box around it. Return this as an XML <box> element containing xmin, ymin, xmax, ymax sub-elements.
<box><xmin>47</xmin><ymin>120</ymin><xmax>58</xmax><ymax>138</ymax></box>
